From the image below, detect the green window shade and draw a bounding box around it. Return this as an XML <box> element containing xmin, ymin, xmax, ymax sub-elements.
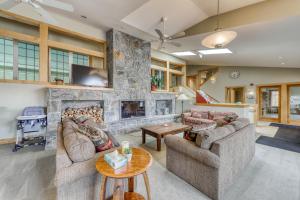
<box><xmin>50</xmin><ymin>49</ymin><xmax>70</xmax><ymax>83</ymax></box>
<box><xmin>18</xmin><ymin>42</ymin><xmax>39</xmax><ymax>81</ymax></box>
<box><xmin>0</xmin><ymin>38</ymin><xmax>14</xmax><ymax>80</ymax></box>
<box><xmin>73</xmin><ymin>53</ymin><xmax>89</xmax><ymax>66</ymax></box>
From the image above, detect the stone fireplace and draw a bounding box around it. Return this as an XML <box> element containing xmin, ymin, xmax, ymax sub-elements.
<box><xmin>45</xmin><ymin>30</ymin><xmax>178</xmax><ymax>150</ymax></box>
<box><xmin>121</xmin><ymin>100</ymin><xmax>146</xmax><ymax>119</ymax></box>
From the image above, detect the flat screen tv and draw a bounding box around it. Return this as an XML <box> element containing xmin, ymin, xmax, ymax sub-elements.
<box><xmin>71</xmin><ymin>64</ymin><xmax>108</xmax><ymax>87</ymax></box>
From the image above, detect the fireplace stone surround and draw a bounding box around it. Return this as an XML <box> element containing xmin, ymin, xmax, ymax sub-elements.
<box><xmin>45</xmin><ymin>30</ymin><xmax>178</xmax><ymax>150</ymax></box>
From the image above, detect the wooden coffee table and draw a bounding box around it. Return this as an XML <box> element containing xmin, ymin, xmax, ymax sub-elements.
<box><xmin>96</xmin><ymin>147</ymin><xmax>153</xmax><ymax>200</ymax></box>
<box><xmin>141</xmin><ymin>123</ymin><xmax>192</xmax><ymax>151</ymax></box>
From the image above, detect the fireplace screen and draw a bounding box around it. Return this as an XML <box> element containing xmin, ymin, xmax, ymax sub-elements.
<box><xmin>121</xmin><ymin>100</ymin><xmax>145</xmax><ymax>119</ymax></box>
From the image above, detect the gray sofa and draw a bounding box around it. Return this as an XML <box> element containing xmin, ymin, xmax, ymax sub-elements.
<box><xmin>55</xmin><ymin>125</ymin><xmax>119</xmax><ymax>200</ymax></box>
<box><xmin>164</xmin><ymin>118</ymin><xmax>255</xmax><ymax>200</ymax></box>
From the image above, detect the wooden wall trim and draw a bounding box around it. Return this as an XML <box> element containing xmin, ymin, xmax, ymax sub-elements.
<box><xmin>39</xmin><ymin>23</ymin><xmax>48</xmax><ymax>82</ymax></box>
<box><xmin>0</xmin><ymin>28</ymin><xmax>39</xmax><ymax>43</ymax></box>
<box><xmin>48</xmin><ymin>40</ymin><xmax>104</xmax><ymax>58</ymax></box>
<box><xmin>0</xmin><ymin>138</ymin><xmax>15</xmax><ymax>145</ymax></box>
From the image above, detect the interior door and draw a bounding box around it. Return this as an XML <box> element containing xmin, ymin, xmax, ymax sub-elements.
<box><xmin>288</xmin><ymin>84</ymin><xmax>300</xmax><ymax>125</ymax></box>
<box><xmin>258</xmin><ymin>85</ymin><xmax>281</xmax><ymax>122</ymax></box>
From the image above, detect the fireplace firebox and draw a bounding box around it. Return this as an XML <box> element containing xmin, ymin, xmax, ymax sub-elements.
<box><xmin>121</xmin><ymin>100</ymin><xmax>145</xmax><ymax>119</ymax></box>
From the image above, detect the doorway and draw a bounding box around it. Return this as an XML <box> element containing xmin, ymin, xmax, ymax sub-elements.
<box><xmin>288</xmin><ymin>84</ymin><xmax>300</xmax><ymax>125</ymax></box>
<box><xmin>258</xmin><ymin>85</ymin><xmax>281</xmax><ymax>122</ymax></box>
<box><xmin>225</xmin><ymin>87</ymin><xmax>245</xmax><ymax>103</ymax></box>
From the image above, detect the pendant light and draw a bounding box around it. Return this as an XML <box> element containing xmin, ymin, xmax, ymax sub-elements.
<box><xmin>201</xmin><ymin>0</ymin><xmax>237</xmax><ymax>49</ymax></box>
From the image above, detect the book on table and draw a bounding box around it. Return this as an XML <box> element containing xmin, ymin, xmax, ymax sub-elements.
<box><xmin>104</xmin><ymin>150</ymin><xmax>128</xmax><ymax>169</ymax></box>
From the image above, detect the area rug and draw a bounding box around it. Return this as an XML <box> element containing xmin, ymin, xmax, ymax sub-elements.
<box><xmin>256</xmin><ymin>123</ymin><xmax>300</xmax><ymax>153</ymax></box>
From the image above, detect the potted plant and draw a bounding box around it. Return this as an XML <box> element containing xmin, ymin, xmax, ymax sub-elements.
<box><xmin>55</xmin><ymin>78</ymin><xmax>64</xmax><ymax>85</ymax></box>
<box><xmin>151</xmin><ymin>75</ymin><xmax>159</xmax><ymax>91</ymax></box>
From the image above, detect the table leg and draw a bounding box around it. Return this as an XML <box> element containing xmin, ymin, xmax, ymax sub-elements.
<box><xmin>113</xmin><ymin>179</ymin><xmax>124</xmax><ymax>200</ymax></box>
<box><xmin>142</xmin><ymin>130</ymin><xmax>146</xmax><ymax>144</ymax></box>
<box><xmin>128</xmin><ymin>177</ymin><xmax>134</xmax><ymax>192</ymax></box>
<box><xmin>143</xmin><ymin>171</ymin><xmax>151</xmax><ymax>200</ymax></box>
<box><xmin>157</xmin><ymin>135</ymin><xmax>161</xmax><ymax>151</ymax></box>
<box><xmin>100</xmin><ymin>175</ymin><xmax>108</xmax><ymax>200</ymax></box>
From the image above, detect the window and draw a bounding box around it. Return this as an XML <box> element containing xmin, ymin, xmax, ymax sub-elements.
<box><xmin>0</xmin><ymin>38</ymin><xmax>14</xmax><ymax>80</ymax></box>
<box><xmin>18</xmin><ymin>42</ymin><xmax>39</xmax><ymax>80</ymax></box>
<box><xmin>0</xmin><ymin>37</ymin><xmax>40</xmax><ymax>81</ymax></box>
<box><xmin>49</xmin><ymin>50</ymin><xmax>91</xmax><ymax>83</ymax></box>
<box><xmin>50</xmin><ymin>49</ymin><xmax>70</xmax><ymax>83</ymax></box>
<box><xmin>271</xmin><ymin>90</ymin><xmax>279</xmax><ymax>107</ymax></box>
<box><xmin>73</xmin><ymin>53</ymin><xmax>89</xmax><ymax>66</ymax></box>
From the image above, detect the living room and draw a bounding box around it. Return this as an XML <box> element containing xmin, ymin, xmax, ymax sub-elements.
<box><xmin>0</xmin><ymin>0</ymin><xmax>299</xmax><ymax>200</ymax></box>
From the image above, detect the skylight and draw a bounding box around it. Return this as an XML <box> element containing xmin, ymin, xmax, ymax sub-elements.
<box><xmin>172</xmin><ymin>51</ymin><xmax>196</xmax><ymax>56</ymax></box>
<box><xmin>198</xmin><ymin>48</ymin><xmax>232</xmax><ymax>55</ymax></box>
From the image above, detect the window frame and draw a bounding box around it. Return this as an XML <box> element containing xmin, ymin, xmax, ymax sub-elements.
<box><xmin>0</xmin><ymin>37</ymin><xmax>40</xmax><ymax>81</ymax></box>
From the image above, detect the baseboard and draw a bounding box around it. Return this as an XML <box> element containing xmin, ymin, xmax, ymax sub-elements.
<box><xmin>0</xmin><ymin>138</ymin><xmax>15</xmax><ymax>145</ymax></box>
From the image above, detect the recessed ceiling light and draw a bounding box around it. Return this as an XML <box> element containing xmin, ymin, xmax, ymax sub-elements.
<box><xmin>198</xmin><ymin>48</ymin><xmax>232</xmax><ymax>55</ymax></box>
<box><xmin>172</xmin><ymin>51</ymin><xmax>196</xmax><ymax>56</ymax></box>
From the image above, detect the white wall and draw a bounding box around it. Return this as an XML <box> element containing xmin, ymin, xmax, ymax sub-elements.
<box><xmin>151</xmin><ymin>49</ymin><xmax>186</xmax><ymax>64</ymax></box>
<box><xmin>9</xmin><ymin>4</ymin><xmax>106</xmax><ymax>40</ymax></box>
<box><xmin>0</xmin><ymin>6</ymin><xmax>107</xmax><ymax>140</ymax></box>
<box><xmin>0</xmin><ymin>83</ymin><xmax>46</xmax><ymax>139</ymax></box>
<box><xmin>187</xmin><ymin>66</ymin><xmax>300</xmax><ymax>103</ymax></box>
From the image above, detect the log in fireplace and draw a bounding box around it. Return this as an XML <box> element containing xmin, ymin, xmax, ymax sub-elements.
<box><xmin>121</xmin><ymin>100</ymin><xmax>145</xmax><ymax>119</ymax></box>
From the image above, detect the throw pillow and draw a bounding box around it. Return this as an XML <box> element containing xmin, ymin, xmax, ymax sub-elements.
<box><xmin>62</xmin><ymin>121</ymin><xmax>95</xmax><ymax>162</ymax></box>
<box><xmin>191</xmin><ymin>111</ymin><xmax>202</xmax><ymax>118</ymax></box>
<box><xmin>215</xmin><ymin>118</ymin><xmax>229</xmax><ymax>127</ymax></box>
<box><xmin>224</xmin><ymin>113</ymin><xmax>239</xmax><ymax>123</ymax></box>
<box><xmin>76</xmin><ymin>124</ymin><xmax>113</xmax><ymax>152</ymax></box>
<box><xmin>195</xmin><ymin>125</ymin><xmax>236</xmax><ymax>149</ymax></box>
<box><xmin>183</xmin><ymin>131</ymin><xmax>198</xmax><ymax>142</ymax></box>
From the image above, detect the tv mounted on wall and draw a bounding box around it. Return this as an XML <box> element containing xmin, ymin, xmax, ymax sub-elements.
<box><xmin>71</xmin><ymin>64</ymin><xmax>108</xmax><ymax>87</ymax></box>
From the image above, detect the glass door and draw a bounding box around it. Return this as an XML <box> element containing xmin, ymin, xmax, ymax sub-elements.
<box><xmin>258</xmin><ymin>86</ymin><xmax>281</xmax><ymax>122</ymax></box>
<box><xmin>288</xmin><ymin>84</ymin><xmax>300</xmax><ymax>125</ymax></box>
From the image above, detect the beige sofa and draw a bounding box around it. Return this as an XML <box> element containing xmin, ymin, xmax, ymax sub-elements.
<box><xmin>165</xmin><ymin>118</ymin><xmax>255</xmax><ymax>200</ymax></box>
<box><xmin>55</xmin><ymin>125</ymin><xmax>119</xmax><ymax>200</ymax></box>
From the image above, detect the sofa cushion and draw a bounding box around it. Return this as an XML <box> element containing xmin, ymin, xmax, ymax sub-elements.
<box><xmin>229</xmin><ymin>118</ymin><xmax>250</xmax><ymax>131</ymax></box>
<box><xmin>63</xmin><ymin>127</ymin><xmax>95</xmax><ymax>162</ymax></box>
<box><xmin>191</xmin><ymin>110</ymin><xmax>209</xmax><ymax>119</ymax></box>
<box><xmin>209</xmin><ymin>111</ymin><xmax>238</xmax><ymax>121</ymax></box>
<box><xmin>195</xmin><ymin>125</ymin><xmax>236</xmax><ymax>149</ymax></box>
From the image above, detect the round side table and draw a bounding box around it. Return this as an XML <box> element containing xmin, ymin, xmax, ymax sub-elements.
<box><xmin>96</xmin><ymin>147</ymin><xmax>153</xmax><ymax>200</ymax></box>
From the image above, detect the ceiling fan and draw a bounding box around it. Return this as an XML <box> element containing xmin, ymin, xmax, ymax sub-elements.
<box><xmin>152</xmin><ymin>17</ymin><xmax>186</xmax><ymax>50</ymax></box>
<box><xmin>0</xmin><ymin>0</ymin><xmax>74</xmax><ymax>24</ymax></box>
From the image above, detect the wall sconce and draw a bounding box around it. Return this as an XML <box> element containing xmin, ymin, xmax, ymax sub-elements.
<box><xmin>210</xmin><ymin>75</ymin><xmax>216</xmax><ymax>84</ymax></box>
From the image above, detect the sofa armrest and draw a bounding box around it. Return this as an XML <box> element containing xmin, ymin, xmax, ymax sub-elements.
<box><xmin>185</xmin><ymin>117</ymin><xmax>215</xmax><ymax>125</ymax></box>
<box><xmin>164</xmin><ymin>135</ymin><xmax>220</xmax><ymax>169</ymax></box>
<box><xmin>55</xmin><ymin>146</ymin><xmax>118</xmax><ymax>187</ymax></box>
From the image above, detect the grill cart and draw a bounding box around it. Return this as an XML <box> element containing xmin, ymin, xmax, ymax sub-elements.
<box><xmin>13</xmin><ymin>107</ymin><xmax>47</xmax><ymax>152</ymax></box>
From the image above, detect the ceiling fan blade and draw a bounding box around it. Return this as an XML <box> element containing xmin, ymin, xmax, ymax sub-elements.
<box><xmin>157</xmin><ymin>41</ymin><xmax>164</xmax><ymax>50</ymax></box>
<box><xmin>168</xmin><ymin>31</ymin><xmax>186</xmax><ymax>40</ymax></box>
<box><xmin>166</xmin><ymin>41</ymin><xmax>181</xmax><ymax>48</ymax></box>
<box><xmin>36</xmin><ymin>0</ymin><xmax>74</xmax><ymax>12</ymax></box>
<box><xmin>155</xmin><ymin>29</ymin><xmax>164</xmax><ymax>40</ymax></box>
<box><xmin>0</xmin><ymin>0</ymin><xmax>19</xmax><ymax>10</ymax></box>
<box><xmin>34</xmin><ymin>5</ymin><xmax>57</xmax><ymax>24</ymax></box>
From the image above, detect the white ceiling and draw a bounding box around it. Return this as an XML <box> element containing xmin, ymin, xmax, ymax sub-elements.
<box><xmin>43</xmin><ymin>0</ymin><xmax>264</xmax><ymax>39</ymax></box>
<box><xmin>164</xmin><ymin>16</ymin><xmax>300</xmax><ymax>68</ymax></box>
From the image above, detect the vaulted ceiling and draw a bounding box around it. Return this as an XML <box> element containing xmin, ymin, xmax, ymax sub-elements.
<box><xmin>2</xmin><ymin>0</ymin><xmax>300</xmax><ymax>68</ymax></box>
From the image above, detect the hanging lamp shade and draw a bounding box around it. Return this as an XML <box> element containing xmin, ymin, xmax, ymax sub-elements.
<box><xmin>201</xmin><ymin>30</ymin><xmax>237</xmax><ymax>49</ymax></box>
<box><xmin>201</xmin><ymin>0</ymin><xmax>237</xmax><ymax>49</ymax></box>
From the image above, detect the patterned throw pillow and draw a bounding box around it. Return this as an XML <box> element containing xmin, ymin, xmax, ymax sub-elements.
<box><xmin>76</xmin><ymin>124</ymin><xmax>113</xmax><ymax>152</ymax></box>
<box><xmin>224</xmin><ymin>113</ymin><xmax>239</xmax><ymax>123</ymax></box>
<box><xmin>183</xmin><ymin>131</ymin><xmax>198</xmax><ymax>142</ymax></box>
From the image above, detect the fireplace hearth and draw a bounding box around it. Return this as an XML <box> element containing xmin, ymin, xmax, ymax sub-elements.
<box><xmin>121</xmin><ymin>100</ymin><xmax>145</xmax><ymax>119</ymax></box>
